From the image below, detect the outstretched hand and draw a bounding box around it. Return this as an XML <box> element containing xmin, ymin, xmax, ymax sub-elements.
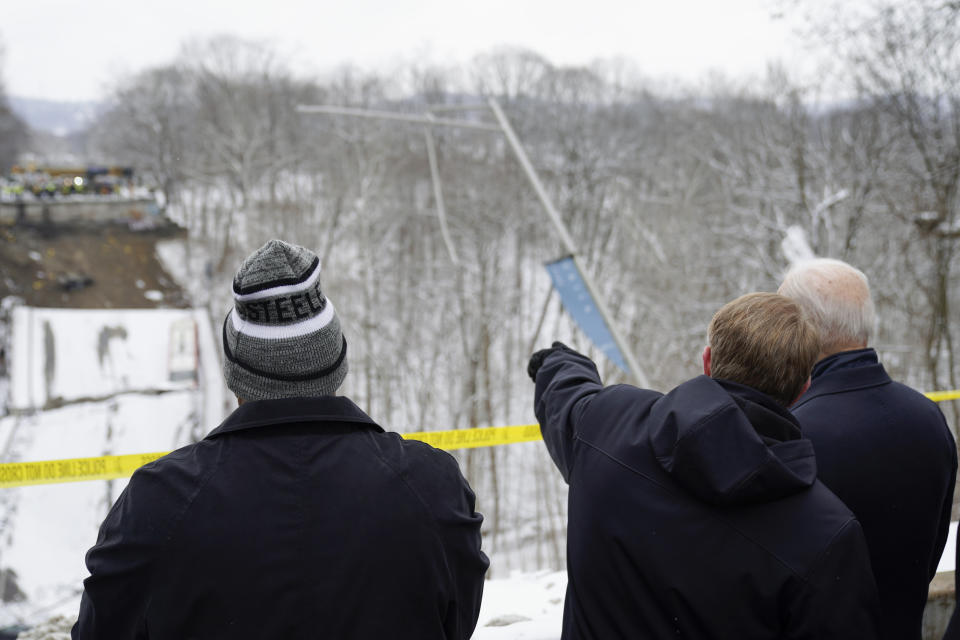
<box><xmin>527</xmin><ymin>341</ymin><xmax>572</xmax><ymax>382</ymax></box>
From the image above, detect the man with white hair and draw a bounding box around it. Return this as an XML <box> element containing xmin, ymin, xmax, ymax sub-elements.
<box><xmin>779</xmin><ymin>258</ymin><xmax>956</xmax><ymax>640</ymax></box>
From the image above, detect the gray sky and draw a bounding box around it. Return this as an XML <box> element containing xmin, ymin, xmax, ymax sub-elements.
<box><xmin>4</xmin><ymin>0</ymin><xmax>820</xmax><ymax>103</ymax></box>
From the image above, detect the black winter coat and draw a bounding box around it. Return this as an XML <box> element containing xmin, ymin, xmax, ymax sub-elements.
<box><xmin>791</xmin><ymin>349</ymin><xmax>956</xmax><ymax>640</ymax></box>
<box><xmin>533</xmin><ymin>347</ymin><xmax>881</xmax><ymax>640</ymax></box>
<box><xmin>71</xmin><ymin>396</ymin><xmax>489</xmax><ymax>640</ymax></box>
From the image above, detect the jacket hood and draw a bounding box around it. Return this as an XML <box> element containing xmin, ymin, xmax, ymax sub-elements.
<box><xmin>649</xmin><ymin>376</ymin><xmax>816</xmax><ymax>506</ymax></box>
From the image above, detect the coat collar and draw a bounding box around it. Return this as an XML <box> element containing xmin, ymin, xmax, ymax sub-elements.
<box><xmin>206</xmin><ymin>396</ymin><xmax>385</xmax><ymax>439</ymax></box>
<box><xmin>792</xmin><ymin>348</ymin><xmax>891</xmax><ymax>410</ymax></box>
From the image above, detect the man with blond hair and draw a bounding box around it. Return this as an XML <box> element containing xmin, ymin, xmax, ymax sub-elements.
<box><xmin>528</xmin><ymin>292</ymin><xmax>880</xmax><ymax>640</ymax></box>
<box><xmin>779</xmin><ymin>258</ymin><xmax>956</xmax><ymax>640</ymax></box>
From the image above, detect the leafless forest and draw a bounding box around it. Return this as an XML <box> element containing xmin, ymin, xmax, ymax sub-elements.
<box><xmin>75</xmin><ymin>1</ymin><xmax>960</xmax><ymax>570</ymax></box>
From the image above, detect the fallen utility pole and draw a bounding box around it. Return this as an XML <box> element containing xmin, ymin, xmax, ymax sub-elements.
<box><xmin>296</xmin><ymin>99</ymin><xmax>649</xmax><ymax>387</ymax></box>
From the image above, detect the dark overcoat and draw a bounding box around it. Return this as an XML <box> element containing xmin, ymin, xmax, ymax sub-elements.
<box><xmin>791</xmin><ymin>349</ymin><xmax>957</xmax><ymax>640</ymax></box>
<box><xmin>71</xmin><ymin>396</ymin><xmax>489</xmax><ymax>640</ymax></box>
<box><xmin>533</xmin><ymin>346</ymin><xmax>881</xmax><ymax>640</ymax></box>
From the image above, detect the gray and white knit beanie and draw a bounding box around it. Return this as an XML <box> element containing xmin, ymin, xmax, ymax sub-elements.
<box><xmin>222</xmin><ymin>240</ymin><xmax>347</xmax><ymax>400</ymax></box>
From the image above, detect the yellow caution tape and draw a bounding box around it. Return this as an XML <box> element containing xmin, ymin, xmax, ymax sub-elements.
<box><xmin>404</xmin><ymin>424</ymin><xmax>542</xmax><ymax>450</ymax></box>
<box><xmin>0</xmin><ymin>452</ymin><xmax>167</xmax><ymax>489</ymax></box>
<box><xmin>6</xmin><ymin>387</ymin><xmax>960</xmax><ymax>489</ymax></box>
<box><xmin>924</xmin><ymin>390</ymin><xmax>960</xmax><ymax>402</ymax></box>
<box><xmin>0</xmin><ymin>425</ymin><xmax>544</xmax><ymax>489</ymax></box>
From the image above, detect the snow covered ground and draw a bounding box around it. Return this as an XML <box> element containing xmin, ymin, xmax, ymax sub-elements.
<box><xmin>0</xmin><ymin>393</ymin><xmax>199</xmax><ymax>625</ymax></box>
<box><xmin>0</xmin><ymin>570</ymin><xmax>568</xmax><ymax>638</ymax></box>
<box><xmin>939</xmin><ymin>521</ymin><xmax>957</xmax><ymax>574</ymax></box>
<box><xmin>8</xmin><ymin>306</ymin><xmax>223</xmax><ymax>426</ymax></box>
<box><xmin>0</xmin><ymin>305</ymin><xmax>227</xmax><ymax>628</ymax></box>
<box><xmin>474</xmin><ymin>571</ymin><xmax>566</xmax><ymax>639</ymax></box>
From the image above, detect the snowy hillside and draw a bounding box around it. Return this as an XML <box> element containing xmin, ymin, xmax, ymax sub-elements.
<box><xmin>0</xmin><ymin>393</ymin><xmax>200</xmax><ymax>624</ymax></box>
<box><xmin>0</xmin><ymin>306</ymin><xmax>225</xmax><ymax>627</ymax></box>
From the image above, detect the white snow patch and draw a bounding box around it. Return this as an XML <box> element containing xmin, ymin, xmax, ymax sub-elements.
<box><xmin>143</xmin><ymin>290</ymin><xmax>164</xmax><ymax>302</ymax></box>
<box><xmin>155</xmin><ymin>240</ymin><xmax>223</xmax><ymax>311</ymax></box>
<box><xmin>937</xmin><ymin>521</ymin><xmax>957</xmax><ymax>574</ymax></box>
<box><xmin>473</xmin><ymin>570</ymin><xmax>566</xmax><ymax>639</ymax></box>
<box><xmin>9</xmin><ymin>307</ymin><xmax>205</xmax><ymax>411</ymax></box>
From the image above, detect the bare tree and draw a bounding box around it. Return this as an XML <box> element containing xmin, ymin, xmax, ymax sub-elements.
<box><xmin>0</xmin><ymin>35</ymin><xmax>28</xmax><ymax>172</ymax></box>
<box><xmin>91</xmin><ymin>65</ymin><xmax>195</xmax><ymax>211</ymax></box>
<box><xmin>823</xmin><ymin>1</ymin><xmax>960</xmax><ymax>419</ymax></box>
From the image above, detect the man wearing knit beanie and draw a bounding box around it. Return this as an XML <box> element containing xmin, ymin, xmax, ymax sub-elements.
<box><xmin>72</xmin><ymin>240</ymin><xmax>489</xmax><ymax>640</ymax></box>
<box><xmin>222</xmin><ymin>239</ymin><xmax>348</xmax><ymax>399</ymax></box>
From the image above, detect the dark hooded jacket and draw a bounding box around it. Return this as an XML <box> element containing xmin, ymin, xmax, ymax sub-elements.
<box><xmin>533</xmin><ymin>346</ymin><xmax>880</xmax><ymax>640</ymax></box>
<box><xmin>71</xmin><ymin>396</ymin><xmax>488</xmax><ymax>640</ymax></box>
<box><xmin>791</xmin><ymin>349</ymin><xmax>956</xmax><ymax>640</ymax></box>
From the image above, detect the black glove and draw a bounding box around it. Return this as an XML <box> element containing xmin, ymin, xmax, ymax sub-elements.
<box><xmin>527</xmin><ymin>341</ymin><xmax>571</xmax><ymax>382</ymax></box>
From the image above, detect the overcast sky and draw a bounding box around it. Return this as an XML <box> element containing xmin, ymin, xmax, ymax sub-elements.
<box><xmin>3</xmin><ymin>0</ymin><xmax>825</xmax><ymax>103</ymax></box>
